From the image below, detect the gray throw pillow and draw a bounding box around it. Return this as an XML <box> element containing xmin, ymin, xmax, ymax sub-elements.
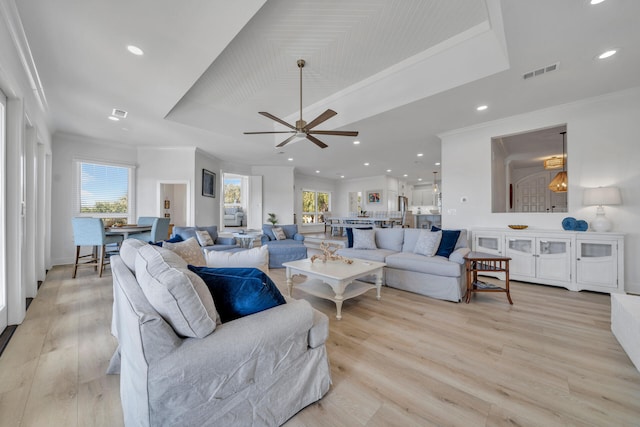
<box><xmin>272</xmin><ymin>226</ymin><xmax>287</xmax><ymax>240</ymax></box>
<box><xmin>414</xmin><ymin>230</ymin><xmax>442</xmax><ymax>257</ymax></box>
<box><xmin>353</xmin><ymin>228</ymin><xmax>377</xmax><ymax>250</ymax></box>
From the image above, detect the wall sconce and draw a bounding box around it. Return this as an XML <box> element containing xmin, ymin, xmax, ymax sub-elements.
<box><xmin>583</xmin><ymin>186</ymin><xmax>622</xmax><ymax>232</ymax></box>
<box><xmin>164</xmin><ymin>199</ymin><xmax>170</xmax><ymax>209</ymax></box>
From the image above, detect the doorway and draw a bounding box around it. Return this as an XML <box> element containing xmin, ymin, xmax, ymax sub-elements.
<box><xmin>158</xmin><ymin>182</ymin><xmax>189</xmax><ymax>231</ymax></box>
<box><xmin>222</xmin><ymin>173</ymin><xmax>263</xmax><ymax>230</ymax></box>
<box><xmin>0</xmin><ymin>88</ymin><xmax>7</xmax><ymax>333</ymax></box>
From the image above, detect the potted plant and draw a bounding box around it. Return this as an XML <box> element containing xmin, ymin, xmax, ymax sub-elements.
<box><xmin>268</xmin><ymin>213</ymin><xmax>278</xmax><ymax>225</ymax></box>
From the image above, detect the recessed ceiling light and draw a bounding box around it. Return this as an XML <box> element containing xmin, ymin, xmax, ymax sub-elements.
<box><xmin>364</xmin><ymin>162</ymin><xmax>369</xmax><ymax>166</ymax></box>
<box><xmin>418</xmin><ymin>178</ymin><xmax>423</xmax><ymax>181</ymax></box>
<box><xmin>353</xmin><ymin>140</ymin><xmax>360</xmax><ymax>145</ymax></box>
<box><xmin>598</xmin><ymin>49</ymin><xmax>617</xmax><ymax>59</ymax></box>
<box><xmin>386</xmin><ymin>169</ymin><xmax>392</xmax><ymax>173</ymax></box>
<box><xmin>315</xmin><ymin>170</ymin><xmax>320</xmax><ymax>173</ymax></box>
<box><xmin>108</xmin><ymin>116</ymin><xmax>120</xmax><ymax>121</ymax></box>
<box><xmin>435</xmin><ymin>162</ymin><xmax>441</xmax><ymax>166</ymax></box>
<box><xmin>340</xmin><ymin>175</ymin><xmax>345</xmax><ymax>178</ymax></box>
<box><xmin>417</xmin><ymin>153</ymin><xmax>424</xmax><ymax>157</ymax></box>
<box><xmin>590</xmin><ymin>0</ymin><xmax>605</xmax><ymax>4</ymax></box>
<box><xmin>476</xmin><ymin>105</ymin><xmax>488</xmax><ymax>111</ymax></box>
<box><xmin>288</xmin><ymin>158</ymin><xmax>293</xmax><ymax>161</ymax></box>
<box><xmin>403</xmin><ymin>174</ymin><xmax>408</xmax><ymax>177</ymax></box>
<box><xmin>127</xmin><ymin>45</ymin><xmax>144</xmax><ymax>56</ymax></box>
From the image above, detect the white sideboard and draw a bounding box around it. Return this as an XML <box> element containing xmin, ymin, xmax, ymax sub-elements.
<box><xmin>471</xmin><ymin>228</ymin><xmax>624</xmax><ymax>294</ymax></box>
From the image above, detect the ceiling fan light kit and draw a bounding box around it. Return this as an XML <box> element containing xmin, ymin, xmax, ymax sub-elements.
<box><xmin>244</xmin><ymin>59</ymin><xmax>358</xmax><ymax>148</ymax></box>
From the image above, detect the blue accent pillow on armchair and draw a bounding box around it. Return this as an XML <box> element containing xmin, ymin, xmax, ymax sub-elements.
<box><xmin>187</xmin><ymin>266</ymin><xmax>286</xmax><ymax>323</ymax></box>
<box><xmin>431</xmin><ymin>226</ymin><xmax>461</xmax><ymax>257</ymax></box>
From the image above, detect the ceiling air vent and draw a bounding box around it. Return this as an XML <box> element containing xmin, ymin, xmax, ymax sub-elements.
<box><xmin>112</xmin><ymin>108</ymin><xmax>128</xmax><ymax>119</ymax></box>
<box><xmin>523</xmin><ymin>62</ymin><xmax>560</xmax><ymax>80</ymax></box>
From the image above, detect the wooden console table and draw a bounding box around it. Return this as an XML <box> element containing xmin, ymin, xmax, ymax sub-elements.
<box><xmin>464</xmin><ymin>251</ymin><xmax>513</xmax><ymax>304</ymax></box>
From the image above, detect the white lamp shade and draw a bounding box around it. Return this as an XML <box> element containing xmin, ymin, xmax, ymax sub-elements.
<box><xmin>583</xmin><ymin>187</ymin><xmax>622</xmax><ymax>206</ymax></box>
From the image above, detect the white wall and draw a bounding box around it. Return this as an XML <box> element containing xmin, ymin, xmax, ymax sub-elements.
<box><xmin>51</xmin><ymin>133</ymin><xmax>138</xmax><ymax>265</ymax></box>
<box><xmin>294</xmin><ymin>172</ymin><xmax>338</xmax><ymax>233</ymax></box>
<box><xmin>440</xmin><ymin>87</ymin><xmax>640</xmax><ymax>293</ymax></box>
<box><xmin>251</xmin><ymin>165</ymin><xmax>295</xmax><ymax>225</ymax></box>
<box><xmin>194</xmin><ymin>149</ymin><xmax>222</xmax><ymax>226</ymax></box>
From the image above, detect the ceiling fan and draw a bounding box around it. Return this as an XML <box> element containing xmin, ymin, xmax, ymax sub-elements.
<box><xmin>244</xmin><ymin>59</ymin><xmax>358</xmax><ymax>149</ymax></box>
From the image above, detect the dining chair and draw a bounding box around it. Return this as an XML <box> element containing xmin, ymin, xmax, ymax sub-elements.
<box><xmin>72</xmin><ymin>217</ymin><xmax>124</xmax><ymax>278</ymax></box>
<box><xmin>129</xmin><ymin>217</ymin><xmax>171</xmax><ymax>243</ymax></box>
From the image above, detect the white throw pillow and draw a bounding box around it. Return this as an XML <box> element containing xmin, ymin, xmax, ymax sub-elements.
<box><xmin>163</xmin><ymin>237</ymin><xmax>206</xmax><ymax>266</ymax></box>
<box><xmin>353</xmin><ymin>228</ymin><xmax>377</xmax><ymax>250</ymax></box>
<box><xmin>205</xmin><ymin>245</ymin><xmax>269</xmax><ymax>273</ymax></box>
<box><xmin>135</xmin><ymin>244</ymin><xmax>218</xmax><ymax>338</ymax></box>
<box><xmin>195</xmin><ymin>230</ymin><xmax>214</xmax><ymax>246</ymax></box>
<box><xmin>414</xmin><ymin>230</ymin><xmax>442</xmax><ymax>257</ymax></box>
<box><xmin>272</xmin><ymin>226</ymin><xmax>287</xmax><ymax>240</ymax></box>
<box><xmin>120</xmin><ymin>238</ymin><xmax>148</xmax><ymax>272</ymax></box>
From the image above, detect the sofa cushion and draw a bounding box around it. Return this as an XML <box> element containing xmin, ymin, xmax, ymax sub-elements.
<box><xmin>353</xmin><ymin>229</ymin><xmax>377</xmax><ymax>249</ymax></box>
<box><xmin>401</xmin><ymin>228</ymin><xmax>422</xmax><ymax>253</ymax></box>
<box><xmin>272</xmin><ymin>227</ymin><xmax>287</xmax><ymax>241</ymax></box>
<box><xmin>205</xmin><ymin>246</ymin><xmax>269</xmax><ymax>273</ymax></box>
<box><xmin>345</xmin><ymin>227</ymin><xmax>372</xmax><ymax>248</ymax></box>
<box><xmin>135</xmin><ymin>245</ymin><xmax>218</xmax><ymax>338</ymax></box>
<box><xmin>163</xmin><ymin>237</ymin><xmax>207</xmax><ymax>266</ymax></box>
<box><xmin>120</xmin><ymin>238</ymin><xmax>148</xmax><ymax>272</ymax></box>
<box><xmin>414</xmin><ymin>230</ymin><xmax>442</xmax><ymax>257</ymax></box>
<box><xmin>195</xmin><ymin>230</ymin><xmax>214</xmax><ymax>246</ymax></box>
<box><xmin>188</xmin><ymin>266</ymin><xmax>286</xmax><ymax>323</ymax></box>
<box><xmin>336</xmin><ymin>247</ymin><xmax>394</xmax><ymax>263</ymax></box>
<box><xmin>431</xmin><ymin>226</ymin><xmax>461</xmax><ymax>258</ymax></box>
<box><xmin>375</xmin><ymin>228</ymin><xmax>404</xmax><ymax>252</ymax></box>
<box><xmin>385</xmin><ymin>252</ymin><xmax>462</xmax><ymax>277</ymax></box>
<box><xmin>280</xmin><ymin>224</ymin><xmax>298</xmax><ymax>239</ymax></box>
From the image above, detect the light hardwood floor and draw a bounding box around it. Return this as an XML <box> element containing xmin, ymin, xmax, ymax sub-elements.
<box><xmin>1</xmin><ymin>264</ymin><xmax>639</xmax><ymax>426</ymax></box>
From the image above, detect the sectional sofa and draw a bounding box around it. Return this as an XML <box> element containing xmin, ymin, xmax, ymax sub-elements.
<box><xmin>337</xmin><ymin>227</ymin><xmax>470</xmax><ymax>302</ymax></box>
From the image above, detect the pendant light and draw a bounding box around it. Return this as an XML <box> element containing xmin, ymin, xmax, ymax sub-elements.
<box><xmin>548</xmin><ymin>132</ymin><xmax>568</xmax><ymax>193</ymax></box>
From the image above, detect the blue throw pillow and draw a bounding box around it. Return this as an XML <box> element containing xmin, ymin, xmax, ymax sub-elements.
<box><xmin>431</xmin><ymin>226</ymin><xmax>461</xmax><ymax>257</ymax></box>
<box><xmin>188</xmin><ymin>266</ymin><xmax>286</xmax><ymax>323</ymax></box>
<box><xmin>151</xmin><ymin>234</ymin><xmax>184</xmax><ymax>246</ymax></box>
<box><xmin>346</xmin><ymin>227</ymin><xmax>373</xmax><ymax>248</ymax></box>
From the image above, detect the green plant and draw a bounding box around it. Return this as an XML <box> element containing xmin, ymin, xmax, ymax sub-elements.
<box><xmin>268</xmin><ymin>213</ymin><xmax>278</xmax><ymax>225</ymax></box>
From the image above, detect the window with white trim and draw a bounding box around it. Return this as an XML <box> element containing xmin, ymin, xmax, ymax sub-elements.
<box><xmin>302</xmin><ymin>190</ymin><xmax>330</xmax><ymax>224</ymax></box>
<box><xmin>75</xmin><ymin>160</ymin><xmax>135</xmax><ymax>225</ymax></box>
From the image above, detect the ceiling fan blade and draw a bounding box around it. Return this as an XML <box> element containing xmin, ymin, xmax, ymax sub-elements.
<box><xmin>276</xmin><ymin>134</ymin><xmax>299</xmax><ymax>148</ymax></box>
<box><xmin>305</xmin><ymin>109</ymin><xmax>337</xmax><ymax>130</ymax></box>
<box><xmin>306</xmin><ymin>134</ymin><xmax>328</xmax><ymax>149</ymax></box>
<box><xmin>258</xmin><ymin>112</ymin><xmax>296</xmax><ymax>130</ymax></box>
<box><xmin>243</xmin><ymin>131</ymin><xmax>296</xmax><ymax>135</ymax></box>
<box><xmin>308</xmin><ymin>130</ymin><xmax>359</xmax><ymax>137</ymax></box>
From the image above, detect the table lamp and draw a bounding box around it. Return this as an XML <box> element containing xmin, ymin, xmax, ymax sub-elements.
<box><xmin>583</xmin><ymin>186</ymin><xmax>622</xmax><ymax>232</ymax></box>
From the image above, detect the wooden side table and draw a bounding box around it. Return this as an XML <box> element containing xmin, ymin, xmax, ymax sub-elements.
<box><xmin>464</xmin><ymin>251</ymin><xmax>513</xmax><ymax>304</ymax></box>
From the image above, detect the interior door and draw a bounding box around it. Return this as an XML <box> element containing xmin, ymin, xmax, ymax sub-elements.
<box><xmin>247</xmin><ymin>175</ymin><xmax>263</xmax><ymax>230</ymax></box>
<box><xmin>0</xmin><ymin>89</ymin><xmax>7</xmax><ymax>333</ymax></box>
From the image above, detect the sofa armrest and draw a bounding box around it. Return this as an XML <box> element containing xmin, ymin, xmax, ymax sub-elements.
<box><xmin>293</xmin><ymin>233</ymin><xmax>305</xmax><ymax>242</ymax></box>
<box><xmin>308</xmin><ymin>309</ymin><xmax>329</xmax><ymax>348</ymax></box>
<box><xmin>215</xmin><ymin>236</ymin><xmax>236</xmax><ymax>245</ymax></box>
<box><xmin>449</xmin><ymin>247</ymin><xmax>471</xmax><ymax>264</ymax></box>
<box><xmin>149</xmin><ymin>299</ymin><xmax>316</xmax><ymax>401</ymax></box>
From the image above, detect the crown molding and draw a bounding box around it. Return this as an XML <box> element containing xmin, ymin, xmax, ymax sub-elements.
<box><xmin>0</xmin><ymin>0</ymin><xmax>48</xmax><ymax>111</ymax></box>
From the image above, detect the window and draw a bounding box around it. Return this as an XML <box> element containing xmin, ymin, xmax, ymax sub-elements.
<box><xmin>224</xmin><ymin>176</ymin><xmax>242</xmax><ymax>205</ymax></box>
<box><xmin>75</xmin><ymin>160</ymin><xmax>134</xmax><ymax>225</ymax></box>
<box><xmin>302</xmin><ymin>190</ymin><xmax>330</xmax><ymax>224</ymax></box>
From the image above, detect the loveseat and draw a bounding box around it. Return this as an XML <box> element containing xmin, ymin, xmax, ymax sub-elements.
<box><xmin>110</xmin><ymin>239</ymin><xmax>331</xmax><ymax>426</ymax></box>
<box><xmin>223</xmin><ymin>206</ymin><xmax>244</xmax><ymax>227</ymax></box>
<box><xmin>172</xmin><ymin>225</ymin><xmax>239</xmax><ymax>251</ymax></box>
<box><xmin>337</xmin><ymin>227</ymin><xmax>469</xmax><ymax>302</ymax></box>
<box><xmin>261</xmin><ymin>224</ymin><xmax>308</xmax><ymax>268</ymax></box>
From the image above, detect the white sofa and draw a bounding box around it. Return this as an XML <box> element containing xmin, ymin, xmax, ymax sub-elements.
<box><xmin>109</xmin><ymin>240</ymin><xmax>331</xmax><ymax>426</ymax></box>
<box><xmin>611</xmin><ymin>293</ymin><xmax>640</xmax><ymax>372</ymax></box>
<box><xmin>223</xmin><ymin>206</ymin><xmax>244</xmax><ymax>226</ymax></box>
<box><xmin>337</xmin><ymin>227</ymin><xmax>469</xmax><ymax>302</ymax></box>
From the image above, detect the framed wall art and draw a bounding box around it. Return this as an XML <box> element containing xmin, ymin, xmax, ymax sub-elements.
<box><xmin>367</xmin><ymin>190</ymin><xmax>382</xmax><ymax>204</ymax></box>
<box><xmin>202</xmin><ymin>169</ymin><xmax>216</xmax><ymax>198</ymax></box>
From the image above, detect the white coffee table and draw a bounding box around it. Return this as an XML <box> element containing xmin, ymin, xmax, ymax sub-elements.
<box><xmin>282</xmin><ymin>258</ymin><xmax>385</xmax><ymax>320</ymax></box>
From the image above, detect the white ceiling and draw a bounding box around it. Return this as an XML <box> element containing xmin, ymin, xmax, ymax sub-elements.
<box><xmin>13</xmin><ymin>0</ymin><xmax>640</xmax><ymax>184</ymax></box>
